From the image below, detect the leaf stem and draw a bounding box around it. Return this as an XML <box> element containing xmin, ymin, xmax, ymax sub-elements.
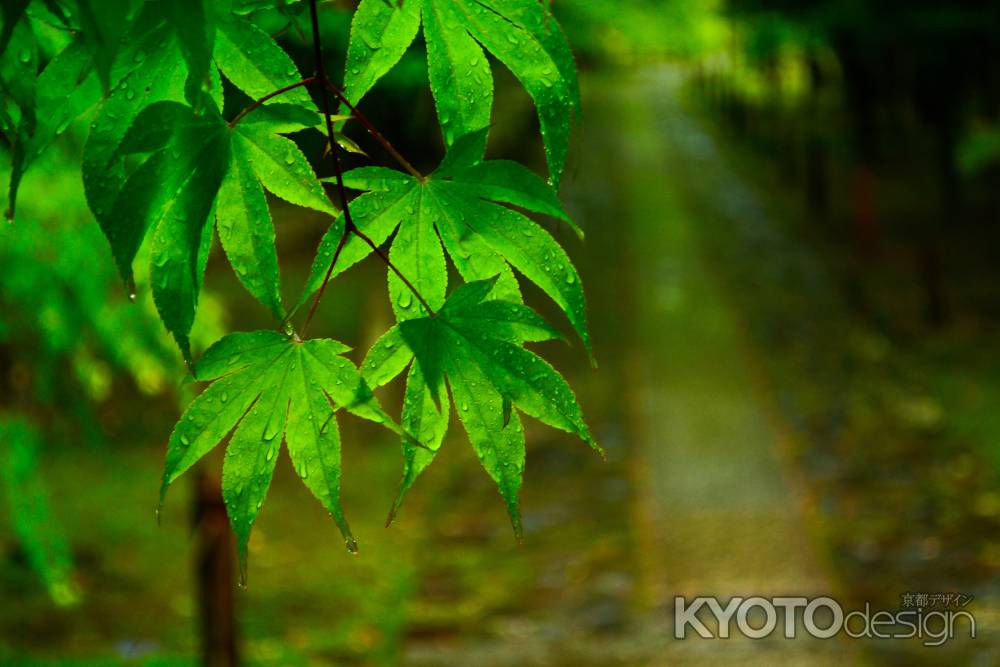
<box><xmin>323</xmin><ymin>78</ymin><xmax>425</xmax><ymax>182</ymax></box>
<box><xmin>350</xmin><ymin>222</ymin><xmax>437</xmax><ymax>316</ymax></box>
<box><xmin>227</xmin><ymin>77</ymin><xmax>318</xmax><ymax>128</ymax></box>
<box><xmin>303</xmin><ymin>0</ymin><xmax>436</xmax><ymax>333</ymax></box>
<box><xmin>227</xmin><ymin>75</ymin><xmax>422</xmax><ymax>183</ymax></box>
<box><xmin>300</xmin><ymin>220</ymin><xmax>349</xmax><ymax>338</ymax></box>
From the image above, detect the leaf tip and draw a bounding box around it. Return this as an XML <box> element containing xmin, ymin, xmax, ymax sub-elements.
<box><xmin>593</xmin><ymin>440</ymin><xmax>607</xmax><ymax>462</ymax></box>
<box><xmin>237</xmin><ymin>552</ymin><xmax>248</xmax><ymax>590</ymax></box>
<box><xmin>503</xmin><ymin>494</ymin><xmax>524</xmax><ymax>543</ymax></box>
<box><xmin>125</xmin><ymin>276</ymin><xmax>137</xmax><ymax>303</ymax></box>
<box><xmin>234</xmin><ymin>528</ymin><xmax>251</xmax><ymax>588</ymax></box>
<box><xmin>157</xmin><ymin>478</ymin><xmax>171</xmax><ymax>515</ymax></box>
<box><xmin>511</xmin><ymin>514</ymin><xmax>524</xmax><ymax>544</ymax></box>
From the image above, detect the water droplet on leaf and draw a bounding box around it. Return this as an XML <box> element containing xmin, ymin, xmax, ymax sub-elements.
<box><xmin>262</xmin><ymin>413</ymin><xmax>281</xmax><ymax>441</ymax></box>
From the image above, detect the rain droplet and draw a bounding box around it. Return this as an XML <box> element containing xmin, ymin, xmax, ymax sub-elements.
<box><xmin>180</xmin><ymin>434</ymin><xmax>190</xmax><ymax>446</ymax></box>
<box><xmin>319</xmin><ymin>413</ymin><xmax>334</xmax><ymax>434</ymax></box>
<box><xmin>397</xmin><ymin>292</ymin><xmax>413</xmax><ymax>309</ymax></box>
<box><xmin>262</xmin><ymin>413</ymin><xmax>281</xmax><ymax>441</ymax></box>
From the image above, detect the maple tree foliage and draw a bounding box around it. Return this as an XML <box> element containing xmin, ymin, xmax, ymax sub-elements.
<box><xmin>0</xmin><ymin>0</ymin><xmax>597</xmax><ymax>579</ymax></box>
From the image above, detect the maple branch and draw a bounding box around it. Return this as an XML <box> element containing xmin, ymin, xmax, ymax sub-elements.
<box><xmin>301</xmin><ymin>220</ymin><xmax>349</xmax><ymax>338</ymax></box>
<box><xmin>226</xmin><ymin>75</ymin><xmax>423</xmax><ymax>184</ymax></box>
<box><xmin>303</xmin><ymin>0</ymin><xmax>435</xmax><ymax>334</ymax></box>
<box><xmin>323</xmin><ymin>78</ymin><xmax>425</xmax><ymax>182</ymax></box>
<box><xmin>227</xmin><ymin>77</ymin><xmax>318</xmax><ymax>128</ymax></box>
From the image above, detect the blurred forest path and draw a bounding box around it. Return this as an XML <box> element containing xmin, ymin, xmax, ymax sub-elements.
<box><xmin>564</xmin><ymin>65</ymin><xmax>857</xmax><ymax>665</ymax></box>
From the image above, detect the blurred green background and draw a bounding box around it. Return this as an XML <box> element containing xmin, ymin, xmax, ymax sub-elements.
<box><xmin>4</xmin><ymin>0</ymin><xmax>1000</xmax><ymax>664</ymax></box>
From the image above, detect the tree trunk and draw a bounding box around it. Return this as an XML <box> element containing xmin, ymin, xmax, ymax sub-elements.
<box><xmin>194</xmin><ymin>472</ymin><xmax>239</xmax><ymax>667</ymax></box>
<box><xmin>804</xmin><ymin>53</ymin><xmax>830</xmax><ymax>217</ymax></box>
<box><xmin>919</xmin><ymin>242</ymin><xmax>948</xmax><ymax>329</ymax></box>
<box><xmin>851</xmin><ymin>166</ymin><xmax>879</xmax><ymax>257</ymax></box>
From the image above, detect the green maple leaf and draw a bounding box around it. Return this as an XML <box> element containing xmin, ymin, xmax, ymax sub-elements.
<box><xmin>109</xmin><ymin>100</ymin><xmax>231</xmax><ymax>362</ymax></box>
<box><xmin>0</xmin><ymin>0</ymin><xmax>29</xmax><ymax>60</ymax></box>
<box><xmin>213</xmin><ymin>11</ymin><xmax>335</xmax><ymax>214</ymax></box>
<box><xmin>297</xmin><ymin>139</ymin><xmax>592</xmax><ymax>357</ymax></box>
<box><xmin>213</xmin><ymin>10</ymin><xmax>315</xmax><ymax>112</ymax></box>
<box><xmin>160</xmin><ymin>330</ymin><xmax>399</xmax><ymax>580</ymax></box>
<box><xmin>10</xmin><ymin>0</ymin><xmax>596</xmax><ymax>558</ymax></box>
<box><xmin>343</xmin><ymin>0</ymin><xmax>580</xmax><ymax>187</ymax></box>
<box><xmin>361</xmin><ymin>279</ymin><xmax>599</xmax><ymax>535</ymax></box>
<box><xmin>93</xmin><ymin>94</ymin><xmax>336</xmax><ymax>360</ymax></box>
<box><xmin>80</xmin><ymin>6</ymin><xmax>338</xmax><ymax>359</ymax></box>
<box><xmin>82</xmin><ymin>4</ymin><xmax>325</xmax><ymax>248</ymax></box>
<box><xmin>71</xmin><ymin>0</ymin><xmax>141</xmax><ymax>91</ymax></box>
<box><xmin>165</xmin><ymin>0</ymin><xmax>215</xmax><ymax>104</ymax></box>
<box><xmin>229</xmin><ymin>120</ymin><xmax>335</xmax><ymax>216</ymax></box>
<box><xmin>83</xmin><ymin>4</ymin><xmax>194</xmax><ymax>244</ymax></box>
<box><xmin>0</xmin><ymin>11</ymin><xmax>37</xmax><ymax>220</ymax></box>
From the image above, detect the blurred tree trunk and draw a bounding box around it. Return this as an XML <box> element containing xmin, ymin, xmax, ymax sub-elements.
<box><xmin>919</xmin><ymin>129</ymin><xmax>957</xmax><ymax>329</ymax></box>
<box><xmin>850</xmin><ymin>167</ymin><xmax>878</xmax><ymax>256</ymax></box>
<box><xmin>194</xmin><ymin>472</ymin><xmax>239</xmax><ymax>667</ymax></box>
<box><xmin>919</xmin><ymin>242</ymin><xmax>948</xmax><ymax>328</ymax></box>
<box><xmin>804</xmin><ymin>53</ymin><xmax>830</xmax><ymax>217</ymax></box>
<box><xmin>912</xmin><ymin>60</ymin><xmax>961</xmax><ymax>329</ymax></box>
<box><xmin>834</xmin><ymin>35</ymin><xmax>881</xmax><ymax>259</ymax></box>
